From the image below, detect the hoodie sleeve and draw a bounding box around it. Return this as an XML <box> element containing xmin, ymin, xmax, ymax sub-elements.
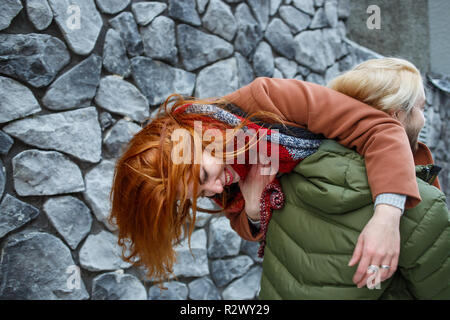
<box><xmin>222</xmin><ymin>77</ymin><xmax>421</xmax><ymax>209</ymax></box>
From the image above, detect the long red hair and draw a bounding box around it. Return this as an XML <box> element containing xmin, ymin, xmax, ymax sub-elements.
<box><xmin>108</xmin><ymin>93</ymin><xmax>289</xmax><ymax>284</ymax></box>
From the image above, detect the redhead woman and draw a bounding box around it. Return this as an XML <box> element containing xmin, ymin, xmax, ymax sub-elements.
<box><xmin>109</xmin><ymin>75</ymin><xmax>421</xmax><ymax>288</ymax></box>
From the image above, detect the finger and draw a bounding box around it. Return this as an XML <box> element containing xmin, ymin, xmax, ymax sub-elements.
<box><xmin>357</xmin><ymin>267</ymin><xmax>380</xmax><ymax>289</ymax></box>
<box><xmin>358</xmin><ymin>255</ymin><xmax>382</xmax><ymax>289</ymax></box>
<box><xmin>353</xmin><ymin>242</ymin><xmax>382</xmax><ymax>286</ymax></box>
<box><xmin>348</xmin><ymin>236</ymin><xmax>364</xmax><ymax>267</ymax></box>
<box><xmin>379</xmin><ymin>258</ymin><xmax>392</xmax><ymax>282</ymax></box>
<box><xmin>352</xmin><ymin>251</ymin><xmax>371</xmax><ymax>284</ymax></box>
<box><xmin>248</xmin><ymin>164</ymin><xmax>260</xmax><ymax>179</ymax></box>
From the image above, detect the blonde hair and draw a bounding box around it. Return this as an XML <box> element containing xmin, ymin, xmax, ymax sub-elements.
<box><xmin>328</xmin><ymin>57</ymin><xmax>425</xmax><ymax>114</ymax></box>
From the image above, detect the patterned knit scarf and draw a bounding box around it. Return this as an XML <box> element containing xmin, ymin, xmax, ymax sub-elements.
<box><xmin>178</xmin><ymin>103</ymin><xmax>323</xmax><ymax>257</ymax></box>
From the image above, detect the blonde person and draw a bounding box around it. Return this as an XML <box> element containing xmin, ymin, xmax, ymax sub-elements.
<box><xmin>109</xmin><ymin>69</ymin><xmax>423</xmax><ymax>288</ymax></box>
<box><xmin>258</xmin><ymin>57</ymin><xmax>449</xmax><ymax>299</ymax></box>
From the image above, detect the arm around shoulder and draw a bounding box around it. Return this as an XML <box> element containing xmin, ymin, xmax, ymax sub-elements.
<box><xmin>223</xmin><ymin>77</ymin><xmax>421</xmax><ymax>209</ymax></box>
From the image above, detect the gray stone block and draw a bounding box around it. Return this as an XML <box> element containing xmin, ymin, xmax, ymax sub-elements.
<box><xmin>3</xmin><ymin>107</ymin><xmax>102</xmax><ymax>164</ymax></box>
<box><xmin>234</xmin><ymin>3</ymin><xmax>263</xmax><ymax>57</ymax></box>
<box><xmin>202</xmin><ymin>0</ymin><xmax>237</xmax><ymax>41</ymax></box>
<box><xmin>11</xmin><ymin>150</ymin><xmax>85</xmax><ymax>196</ymax></box>
<box><xmin>253</xmin><ymin>41</ymin><xmax>274</xmax><ymax>77</ymax></box>
<box><xmin>131</xmin><ymin>1</ymin><xmax>167</xmax><ymax>26</ymax></box>
<box><xmin>95</xmin><ymin>0</ymin><xmax>130</xmax><ymax>14</ymax></box>
<box><xmin>148</xmin><ymin>281</ymin><xmax>188</xmax><ymax>300</ymax></box>
<box><xmin>0</xmin><ymin>33</ymin><xmax>70</xmax><ymax>88</ymax></box>
<box><xmin>0</xmin><ymin>231</ymin><xmax>89</xmax><ymax>299</ymax></box>
<box><xmin>43</xmin><ymin>196</ymin><xmax>93</xmax><ymax>250</ymax></box>
<box><xmin>279</xmin><ymin>5</ymin><xmax>311</xmax><ymax>34</ymax></box>
<box><xmin>172</xmin><ymin>229</ymin><xmax>209</xmax><ymax>278</ymax></box>
<box><xmin>235</xmin><ymin>52</ymin><xmax>255</xmax><ymax>87</ymax></box>
<box><xmin>188</xmin><ymin>277</ymin><xmax>222</xmax><ymax>300</ymax></box>
<box><xmin>25</xmin><ymin>0</ymin><xmax>53</xmax><ymax>30</ymax></box>
<box><xmin>42</xmin><ymin>54</ymin><xmax>103</xmax><ymax>111</ymax></box>
<box><xmin>264</xmin><ymin>18</ymin><xmax>296</xmax><ymax>59</ymax></box>
<box><xmin>222</xmin><ymin>265</ymin><xmax>262</xmax><ymax>300</ymax></box>
<box><xmin>211</xmin><ymin>255</ymin><xmax>254</xmax><ymax>287</ymax></box>
<box><xmin>177</xmin><ymin>23</ymin><xmax>234</xmax><ymax>71</ymax></box>
<box><xmin>293</xmin><ymin>29</ymin><xmax>337</xmax><ymax>73</ymax></box>
<box><xmin>241</xmin><ymin>239</ymin><xmax>263</xmax><ymax>263</ymax></box>
<box><xmin>48</xmin><ymin>0</ymin><xmax>103</xmax><ymax>55</ymax></box>
<box><xmin>109</xmin><ymin>11</ymin><xmax>144</xmax><ymax>57</ymax></box>
<box><xmin>92</xmin><ymin>271</ymin><xmax>147</xmax><ymax>300</ymax></box>
<box><xmin>103</xmin><ymin>119</ymin><xmax>142</xmax><ymax>158</ymax></box>
<box><xmin>0</xmin><ymin>194</ymin><xmax>40</xmax><ymax>239</ymax></box>
<box><xmin>168</xmin><ymin>0</ymin><xmax>201</xmax><ymax>26</ymax></box>
<box><xmin>293</xmin><ymin>0</ymin><xmax>315</xmax><ymax>16</ymax></box>
<box><xmin>79</xmin><ymin>230</ymin><xmax>132</xmax><ymax>271</ymax></box>
<box><xmin>95</xmin><ymin>75</ymin><xmax>149</xmax><ymax>123</ymax></box>
<box><xmin>195</xmin><ymin>57</ymin><xmax>238</xmax><ymax>98</ymax></box>
<box><xmin>131</xmin><ymin>56</ymin><xmax>195</xmax><ymax>105</ymax></box>
<box><xmin>275</xmin><ymin>57</ymin><xmax>298</xmax><ymax>79</ymax></box>
<box><xmin>0</xmin><ymin>76</ymin><xmax>41</xmax><ymax>124</ymax></box>
<box><xmin>140</xmin><ymin>16</ymin><xmax>178</xmax><ymax>64</ymax></box>
<box><xmin>0</xmin><ymin>131</ymin><xmax>14</xmax><ymax>155</ymax></box>
<box><xmin>270</xmin><ymin>0</ymin><xmax>282</xmax><ymax>15</ymax></box>
<box><xmin>208</xmin><ymin>216</ymin><xmax>242</xmax><ymax>259</ymax></box>
<box><xmin>82</xmin><ymin>160</ymin><xmax>117</xmax><ymax>231</ymax></box>
<box><xmin>197</xmin><ymin>0</ymin><xmax>209</xmax><ymax>14</ymax></box>
<box><xmin>0</xmin><ymin>0</ymin><xmax>22</xmax><ymax>30</ymax></box>
<box><xmin>248</xmin><ymin>0</ymin><xmax>270</xmax><ymax>31</ymax></box>
<box><xmin>103</xmin><ymin>29</ymin><xmax>131</xmax><ymax>77</ymax></box>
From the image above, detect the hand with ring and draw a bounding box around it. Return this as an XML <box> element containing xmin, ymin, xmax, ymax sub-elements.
<box><xmin>348</xmin><ymin>204</ymin><xmax>401</xmax><ymax>288</ymax></box>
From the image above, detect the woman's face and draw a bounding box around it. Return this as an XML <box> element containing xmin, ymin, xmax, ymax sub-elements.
<box><xmin>177</xmin><ymin>150</ymin><xmax>240</xmax><ymax>200</ymax></box>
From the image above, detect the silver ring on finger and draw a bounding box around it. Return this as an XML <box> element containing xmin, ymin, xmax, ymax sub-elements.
<box><xmin>381</xmin><ymin>265</ymin><xmax>391</xmax><ymax>270</ymax></box>
<box><xmin>367</xmin><ymin>265</ymin><xmax>379</xmax><ymax>273</ymax></box>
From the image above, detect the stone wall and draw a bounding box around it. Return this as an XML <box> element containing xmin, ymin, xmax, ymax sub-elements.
<box><xmin>345</xmin><ymin>0</ymin><xmax>431</xmax><ymax>75</ymax></box>
<box><xmin>428</xmin><ymin>0</ymin><xmax>450</xmax><ymax>76</ymax></box>
<box><xmin>421</xmin><ymin>73</ymin><xmax>450</xmax><ymax>205</ymax></box>
<box><xmin>0</xmin><ymin>0</ymin><xmax>448</xmax><ymax>300</ymax></box>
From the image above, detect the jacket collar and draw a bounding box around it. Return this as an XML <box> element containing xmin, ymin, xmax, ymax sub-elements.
<box><xmin>414</xmin><ymin>142</ymin><xmax>435</xmax><ymax>166</ymax></box>
<box><xmin>414</xmin><ymin>142</ymin><xmax>441</xmax><ymax>189</ymax></box>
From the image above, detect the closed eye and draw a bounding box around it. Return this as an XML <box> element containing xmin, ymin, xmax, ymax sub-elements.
<box><xmin>201</xmin><ymin>167</ymin><xmax>208</xmax><ymax>185</ymax></box>
<box><xmin>197</xmin><ymin>167</ymin><xmax>207</xmax><ymax>197</ymax></box>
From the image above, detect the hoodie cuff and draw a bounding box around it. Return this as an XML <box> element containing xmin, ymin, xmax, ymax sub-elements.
<box><xmin>374</xmin><ymin>193</ymin><xmax>406</xmax><ymax>215</ymax></box>
<box><xmin>247</xmin><ymin>216</ymin><xmax>261</xmax><ymax>229</ymax></box>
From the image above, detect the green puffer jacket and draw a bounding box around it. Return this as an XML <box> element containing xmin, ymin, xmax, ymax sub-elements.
<box><xmin>259</xmin><ymin>140</ymin><xmax>450</xmax><ymax>300</ymax></box>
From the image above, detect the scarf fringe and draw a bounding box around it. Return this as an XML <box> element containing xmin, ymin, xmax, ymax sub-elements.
<box><xmin>257</xmin><ymin>178</ymin><xmax>285</xmax><ymax>258</ymax></box>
